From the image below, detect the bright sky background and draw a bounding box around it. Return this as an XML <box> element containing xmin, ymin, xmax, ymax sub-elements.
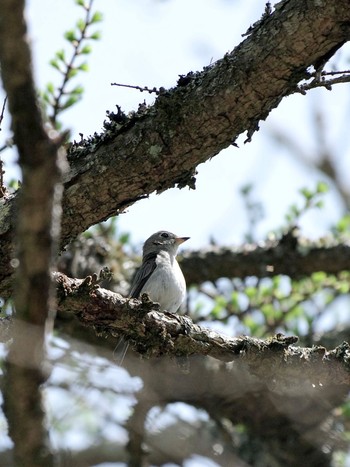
<box><xmin>1</xmin><ymin>0</ymin><xmax>349</xmax><ymax>252</ymax></box>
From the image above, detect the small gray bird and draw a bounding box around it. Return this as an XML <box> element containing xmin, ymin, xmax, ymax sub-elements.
<box><xmin>115</xmin><ymin>231</ymin><xmax>189</xmax><ymax>364</ymax></box>
<box><xmin>129</xmin><ymin>230</ymin><xmax>189</xmax><ymax>311</ymax></box>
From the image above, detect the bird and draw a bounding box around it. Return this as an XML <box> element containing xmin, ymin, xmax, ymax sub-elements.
<box><xmin>129</xmin><ymin>230</ymin><xmax>190</xmax><ymax>311</ymax></box>
<box><xmin>115</xmin><ymin>230</ymin><xmax>189</xmax><ymax>364</ymax></box>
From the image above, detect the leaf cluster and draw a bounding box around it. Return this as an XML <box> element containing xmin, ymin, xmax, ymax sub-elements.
<box><xmin>41</xmin><ymin>0</ymin><xmax>102</xmax><ymax>129</ymax></box>
<box><xmin>192</xmin><ymin>182</ymin><xmax>350</xmax><ymax>344</ymax></box>
<box><xmin>285</xmin><ymin>181</ymin><xmax>329</xmax><ymax>226</ymax></box>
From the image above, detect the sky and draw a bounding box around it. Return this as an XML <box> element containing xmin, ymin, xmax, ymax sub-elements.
<box><xmin>1</xmin><ymin>0</ymin><xmax>349</xmax><ymax>252</ymax></box>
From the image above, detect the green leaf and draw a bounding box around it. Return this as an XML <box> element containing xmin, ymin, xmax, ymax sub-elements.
<box><xmin>62</xmin><ymin>95</ymin><xmax>80</xmax><ymax>110</ymax></box>
<box><xmin>242</xmin><ymin>316</ymin><xmax>261</xmax><ymax>335</ymax></box>
<box><xmin>64</xmin><ymin>30</ymin><xmax>77</xmax><ymax>42</ymax></box>
<box><xmin>339</xmin><ymin>271</ymin><xmax>350</xmax><ymax>281</ymax></box>
<box><xmin>119</xmin><ymin>233</ymin><xmax>130</xmax><ymax>245</ymax></box>
<box><xmin>311</xmin><ymin>271</ymin><xmax>327</xmax><ymax>283</ymax></box>
<box><xmin>91</xmin><ymin>11</ymin><xmax>103</xmax><ymax>23</ymax></box>
<box><xmin>272</xmin><ymin>276</ymin><xmax>281</xmax><ymax>288</ymax></box>
<box><xmin>210</xmin><ymin>296</ymin><xmax>227</xmax><ymax>318</ymax></box>
<box><xmin>211</xmin><ymin>305</ymin><xmax>223</xmax><ymax>319</ymax></box>
<box><xmin>46</xmin><ymin>82</ymin><xmax>55</xmax><ymax>94</ymax></box>
<box><xmin>89</xmin><ymin>31</ymin><xmax>101</xmax><ymax>40</ymax></box>
<box><xmin>75</xmin><ymin>0</ymin><xmax>86</xmax><ymax>6</ymax></box>
<box><xmin>314</xmin><ymin>200</ymin><xmax>324</xmax><ymax>209</ymax></box>
<box><xmin>49</xmin><ymin>59</ymin><xmax>60</xmax><ymax>70</ymax></box>
<box><xmin>260</xmin><ymin>285</ymin><xmax>273</xmax><ymax>298</ymax></box>
<box><xmin>230</xmin><ymin>291</ymin><xmax>240</xmax><ymax>311</ymax></box>
<box><xmin>71</xmin><ymin>85</ymin><xmax>84</xmax><ymax>95</ymax></box>
<box><xmin>215</xmin><ymin>296</ymin><xmax>228</xmax><ymax>307</ymax></box>
<box><xmin>8</xmin><ymin>179</ymin><xmax>20</xmax><ymax>190</ymax></box>
<box><xmin>290</xmin><ymin>204</ymin><xmax>300</xmax><ymax>216</ymax></box>
<box><xmin>245</xmin><ymin>286</ymin><xmax>257</xmax><ymax>300</ymax></box>
<box><xmin>78</xmin><ymin>62</ymin><xmax>89</xmax><ymax>72</ymax></box>
<box><xmin>316</xmin><ymin>181</ymin><xmax>329</xmax><ymax>194</ymax></box>
<box><xmin>76</xmin><ymin>18</ymin><xmax>86</xmax><ymax>32</ymax></box>
<box><xmin>67</xmin><ymin>68</ymin><xmax>78</xmax><ymax>79</ymax></box>
<box><xmin>287</xmin><ymin>305</ymin><xmax>303</xmax><ymax>319</ymax></box>
<box><xmin>41</xmin><ymin>92</ymin><xmax>51</xmax><ymax>104</ymax></box>
<box><xmin>55</xmin><ymin>120</ymin><xmax>63</xmax><ymax>130</ymax></box>
<box><xmin>80</xmin><ymin>45</ymin><xmax>92</xmax><ymax>54</ymax></box>
<box><xmin>323</xmin><ymin>292</ymin><xmax>335</xmax><ymax>306</ymax></box>
<box><xmin>300</xmin><ymin>187</ymin><xmax>313</xmax><ymax>200</ymax></box>
<box><xmin>337</xmin><ymin>281</ymin><xmax>349</xmax><ymax>294</ymax></box>
<box><xmin>261</xmin><ymin>303</ymin><xmax>276</xmax><ymax>319</ymax></box>
<box><xmin>336</xmin><ymin>214</ymin><xmax>350</xmax><ymax>233</ymax></box>
<box><xmin>56</xmin><ymin>49</ymin><xmax>66</xmax><ymax>61</ymax></box>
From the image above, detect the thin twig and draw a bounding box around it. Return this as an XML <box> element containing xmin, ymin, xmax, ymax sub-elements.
<box><xmin>50</xmin><ymin>0</ymin><xmax>94</xmax><ymax>125</ymax></box>
<box><xmin>111</xmin><ymin>82</ymin><xmax>163</xmax><ymax>95</ymax></box>
<box><xmin>321</xmin><ymin>69</ymin><xmax>350</xmax><ymax>77</ymax></box>
<box><xmin>298</xmin><ymin>72</ymin><xmax>350</xmax><ymax>94</ymax></box>
<box><xmin>0</xmin><ymin>95</ymin><xmax>7</xmax><ymax>130</ymax></box>
<box><xmin>0</xmin><ymin>96</ymin><xmax>7</xmax><ymax>197</ymax></box>
<box><xmin>0</xmin><ymin>159</ymin><xmax>5</xmax><ymax>198</ymax></box>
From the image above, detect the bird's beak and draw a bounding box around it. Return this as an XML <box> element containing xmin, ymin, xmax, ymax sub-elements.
<box><xmin>175</xmin><ymin>236</ymin><xmax>190</xmax><ymax>245</ymax></box>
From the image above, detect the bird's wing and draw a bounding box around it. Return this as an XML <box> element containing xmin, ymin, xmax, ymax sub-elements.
<box><xmin>129</xmin><ymin>252</ymin><xmax>157</xmax><ymax>298</ymax></box>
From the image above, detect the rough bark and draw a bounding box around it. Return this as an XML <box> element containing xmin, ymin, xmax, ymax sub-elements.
<box><xmin>2</xmin><ymin>269</ymin><xmax>348</xmax><ymax>465</ymax></box>
<box><xmin>34</xmin><ymin>271</ymin><xmax>350</xmax><ymax>464</ymax></box>
<box><xmin>36</xmin><ymin>271</ymin><xmax>350</xmax><ymax>464</ymax></box>
<box><xmin>52</xmin><ymin>272</ymin><xmax>350</xmax><ymax>383</ymax></box>
<box><xmin>1</xmin><ymin>0</ymin><xmax>350</xmax><ymax>297</ymax></box>
<box><xmin>181</xmin><ymin>232</ymin><xmax>350</xmax><ymax>284</ymax></box>
<box><xmin>0</xmin><ymin>0</ymin><xmax>64</xmax><ymax>465</ymax></box>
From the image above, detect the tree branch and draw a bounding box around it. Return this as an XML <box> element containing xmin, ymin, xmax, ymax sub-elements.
<box><xmin>299</xmin><ymin>71</ymin><xmax>350</xmax><ymax>93</ymax></box>
<box><xmin>52</xmin><ymin>271</ymin><xmax>350</xmax><ymax>465</ymax></box>
<box><xmin>3</xmin><ymin>269</ymin><xmax>348</xmax><ymax>465</ymax></box>
<box><xmin>181</xmin><ymin>233</ymin><xmax>350</xmax><ymax>284</ymax></box>
<box><xmin>1</xmin><ymin>0</ymin><xmax>350</xmax><ymax>296</ymax></box>
<box><xmin>53</xmin><ymin>272</ymin><xmax>350</xmax><ymax>386</ymax></box>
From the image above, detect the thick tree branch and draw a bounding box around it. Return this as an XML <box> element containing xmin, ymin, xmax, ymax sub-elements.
<box><xmin>181</xmin><ymin>233</ymin><xmax>350</xmax><ymax>284</ymax></box>
<box><xmin>53</xmin><ymin>272</ymin><xmax>350</xmax><ymax>387</ymax></box>
<box><xmin>3</xmin><ymin>269</ymin><xmax>348</xmax><ymax>466</ymax></box>
<box><xmin>1</xmin><ymin>0</ymin><xmax>350</xmax><ymax>296</ymax></box>
<box><xmin>53</xmin><ymin>271</ymin><xmax>350</xmax><ymax>465</ymax></box>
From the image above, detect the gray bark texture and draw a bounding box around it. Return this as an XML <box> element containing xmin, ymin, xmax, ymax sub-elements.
<box><xmin>1</xmin><ymin>0</ymin><xmax>350</xmax><ymax>297</ymax></box>
<box><xmin>0</xmin><ymin>0</ymin><xmax>63</xmax><ymax>465</ymax></box>
<box><xmin>34</xmin><ymin>271</ymin><xmax>350</xmax><ymax>467</ymax></box>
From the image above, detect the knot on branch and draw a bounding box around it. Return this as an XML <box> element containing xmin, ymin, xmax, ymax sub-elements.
<box><xmin>332</xmin><ymin>341</ymin><xmax>350</xmax><ymax>365</ymax></box>
<box><xmin>279</xmin><ymin>227</ymin><xmax>299</xmax><ymax>250</ymax></box>
<box><xmin>267</xmin><ymin>333</ymin><xmax>299</xmax><ymax>349</ymax></box>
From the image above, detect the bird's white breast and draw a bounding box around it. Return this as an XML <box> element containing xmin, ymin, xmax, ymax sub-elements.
<box><xmin>140</xmin><ymin>251</ymin><xmax>186</xmax><ymax>312</ymax></box>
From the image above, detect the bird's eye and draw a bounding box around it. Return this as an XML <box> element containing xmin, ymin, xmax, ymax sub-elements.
<box><xmin>161</xmin><ymin>232</ymin><xmax>169</xmax><ymax>238</ymax></box>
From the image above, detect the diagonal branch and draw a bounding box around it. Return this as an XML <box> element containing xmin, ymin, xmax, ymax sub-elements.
<box><xmin>1</xmin><ymin>0</ymin><xmax>350</xmax><ymax>297</ymax></box>
<box><xmin>53</xmin><ymin>269</ymin><xmax>350</xmax><ymax>466</ymax></box>
<box><xmin>54</xmin><ymin>272</ymin><xmax>350</xmax><ymax>390</ymax></box>
<box><xmin>2</xmin><ymin>268</ymin><xmax>349</xmax><ymax>465</ymax></box>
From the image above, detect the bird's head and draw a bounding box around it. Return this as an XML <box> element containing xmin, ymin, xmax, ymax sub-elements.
<box><xmin>143</xmin><ymin>230</ymin><xmax>190</xmax><ymax>257</ymax></box>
